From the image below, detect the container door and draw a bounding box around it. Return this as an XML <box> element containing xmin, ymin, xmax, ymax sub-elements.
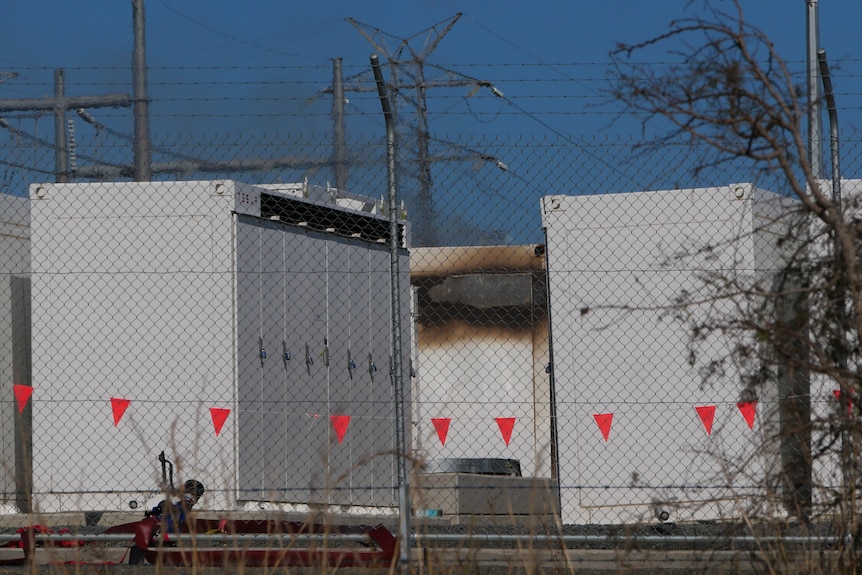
<box><xmin>326</xmin><ymin>237</ymin><xmax>353</xmax><ymax>505</ymax></box>
<box><xmin>303</xmin><ymin>230</ymin><xmax>329</xmax><ymax>502</ymax></box>
<box><xmin>348</xmin><ymin>240</ymin><xmax>374</xmax><ymax>506</ymax></box>
<box><xmin>259</xmin><ymin>221</ymin><xmax>286</xmax><ymax>501</ymax></box>
<box><xmin>236</xmin><ymin>221</ymin><xmax>261</xmax><ymax>498</ymax></box>
<box><xmin>282</xmin><ymin>227</ymin><xmax>317</xmax><ymax>502</ymax></box>
<box><xmin>368</xmin><ymin>245</ymin><xmax>397</xmax><ymax>506</ymax></box>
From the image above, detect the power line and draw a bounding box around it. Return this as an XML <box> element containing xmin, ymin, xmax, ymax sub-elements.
<box><xmin>497</xmin><ymin>94</ymin><xmax>641</xmax><ymax>189</ymax></box>
<box><xmin>0</xmin><ymin>68</ymin><xmax>132</xmax><ymax>182</ymax></box>
<box><xmin>151</xmin><ymin>0</ymin><xmax>306</xmax><ymax>59</ymax></box>
<box><xmin>0</xmin><ymin>117</ymin><xmax>127</xmax><ymax>170</ymax></box>
<box><xmin>5</xmin><ymin>58</ymin><xmax>862</xmax><ymax>74</ymax></box>
<box><xmin>462</xmin><ymin>14</ymin><xmax>603</xmax><ymax>98</ymax></box>
<box><xmin>0</xmin><ymin>157</ymin><xmax>55</xmax><ymax>175</ymax></box>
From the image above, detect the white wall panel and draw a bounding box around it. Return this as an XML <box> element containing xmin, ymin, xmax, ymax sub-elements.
<box><xmin>542</xmin><ymin>185</ymin><xmax>797</xmax><ymax>524</ymax></box>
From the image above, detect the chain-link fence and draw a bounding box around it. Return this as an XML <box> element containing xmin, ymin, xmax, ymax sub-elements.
<box><xmin>3</xmin><ymin>107</ymin><xmax>862</xmax><ymax>524</ymax></box>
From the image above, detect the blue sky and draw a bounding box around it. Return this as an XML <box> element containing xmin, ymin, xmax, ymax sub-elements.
<box><xmin>3</xmin><ymin>0</ymin><xmax>861</xmax><ymax>138</ymax></box>
<box><xmin>2</xmin><ymin>1</ymin><xmax>861</xmax><ymax>244</ymax></box>
<box><xmin>3</xmin><ymin>1</ymin><xmax>858</xmax><ymax>70</ymax></box>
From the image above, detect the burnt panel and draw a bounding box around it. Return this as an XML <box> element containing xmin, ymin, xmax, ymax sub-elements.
<box><xmin>414</xmin><ymin>272</ymin><xmax>547</xmax><ymax>332</ymax></box>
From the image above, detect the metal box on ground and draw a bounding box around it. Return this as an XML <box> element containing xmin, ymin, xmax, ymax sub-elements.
<box><xmin>413</xmin><ymin>473</ymin><xmax>559</xmax><ymax>518</ymax></box>
<box><xmin>29</xmin><ymin>180</ymin><xmax>411</xmax><ymax>512</ymax></box>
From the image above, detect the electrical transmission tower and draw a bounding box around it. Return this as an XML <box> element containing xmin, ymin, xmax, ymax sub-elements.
<box><xmin>348</xmin><ymin>13</ymin><xmax>480</xmax><ymax>247</ymax></box>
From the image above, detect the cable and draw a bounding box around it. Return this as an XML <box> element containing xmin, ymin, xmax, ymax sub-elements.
<box><xmin>0</xmin><ymin>117</ymin><xmax>127</xmax><ymax>169</ymax></box>
<box><xmin>74</xmin><ymin>109</ymin><xmax>210</xmax><ymax>165</ymax></box>
<box><xmin>420</xmin><ymin>61</ymin><xmax>641</xmax><ymax>187</ymax></box>
<box><xmin>462</xmin><ymin>14</ymin><xmax>604</xmax><ymax>98</ymax></box>
<box><xmin>4</xmin><ymin>59</ymin><xmax>862</xmax><ymax>73</ymax></box>
<box><xmin>152</xmin><ymin>0</ymin><xmax>314</xmax><ymax>60</ymax></box>
<box><xmin>0</xmin><ymin>157</ymin><xmax>54</xmax><ymax>175</ymax></box>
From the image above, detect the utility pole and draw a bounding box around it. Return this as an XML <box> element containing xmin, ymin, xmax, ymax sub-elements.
<box><xmin>132</xmin><ymin>0</ymin><xmax>153</xmax><ymax>181</ymax></box>
<box><xmin>807</xmin><ymin>0</ymin><xmax>823</xmax><ymax>178</ymax></box>
<box><xmin>0</xmin><ymin>70</ymin><xmax>131</xmax><ymax>182</ymax></box>
<box><xmin>348</xmin><ymin>14</ymin><xmax>462</xmax><ymax>247</ymax></box>
<box><xmin>332</xmin><ymin>58</ymin><xmax>349</xmax><ymax>191</ymax></box>
<box><xmin>764</xmin><ymin>0</ymin><xmax>823</xmax><ymax>523</ymax></box>
<box><xmin>54</xmin><ymin>70</ymin><xmax>68</xmax><ymax>183</ymax></box>
<box><xmin>370</xmin><ymin>53</ymin><xmax>410</xmax><ymax>575</ymax></box>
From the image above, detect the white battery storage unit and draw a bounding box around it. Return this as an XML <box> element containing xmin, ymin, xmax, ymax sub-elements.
<box><xmin>0</xmin><ymin>193</ymin><xmax>29</xmax><ymax>511</ymax></box>
<box><xmin>542</xmin><ymin>185</ymin><xmax>801</xmax><ymax>524</ymax></box>
<box><xmin>29</xmin><ymin>180</ymin><xmax>410</xmax><ymax>512</ymax></box>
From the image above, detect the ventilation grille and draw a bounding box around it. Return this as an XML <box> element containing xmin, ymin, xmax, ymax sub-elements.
<box><xmin>259</xmin><ymin>192</ymin><xmax>404</xmax><ymax>245</ymax></box>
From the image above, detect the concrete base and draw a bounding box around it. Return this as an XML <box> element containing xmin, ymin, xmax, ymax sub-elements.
<box><xmin>413</xmin><ymin>473</ymin><xmax>559</xmax><ymax>518</ymax></box>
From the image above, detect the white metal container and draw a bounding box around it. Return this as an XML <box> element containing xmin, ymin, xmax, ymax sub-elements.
<box><xmin>29</xmin><ymin>180</ymin><xmax>410</xmax><ymax>512</ymax></box>
<box><xmin>542</xmin><ymin>185</ymin><xmax>800</xmax><ymax>524</ymax></box>
<box><xmin>0</xmin><ymin>193</ymin><xmax>30</xmax><ymax>511</ymax></box>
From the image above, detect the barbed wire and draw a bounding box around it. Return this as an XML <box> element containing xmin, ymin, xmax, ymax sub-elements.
<box><xmin>5</xmin><ymin>74</ymin><xmax>862</xmax><ymax>90</ymax></box>
<box><xmin>4</xmin><ymin>58</ymin><xmax>862</xmax><ymax>72</ymax></box>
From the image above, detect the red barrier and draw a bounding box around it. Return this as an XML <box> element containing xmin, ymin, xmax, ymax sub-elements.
<box><xmin>104</xmin><ymin>517</ymin><xmax>397</xmax><ymax>567</ymax></box>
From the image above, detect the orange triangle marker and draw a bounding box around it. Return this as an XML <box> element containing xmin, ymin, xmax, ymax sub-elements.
<box><xmin>696</xmin><ymin>405</ymin><xmax>716</xmax><ymax>435</ymax></box>
<box><xmin>210</xmin><ymin>407</ymin><xmax>230</xmax><ymax>436</ymax></box>
<box><xmin>331</xmin><ymin>415</ymin><xmax>351</xmax><ymax>444</ymax></box>
<box><xmin>834</xmin><ymin>390</ymin><xmax>854</xmax><ymax>415</ymax></box>
<box><xmin>13</xmin><ymin>384</ymin><xmax>32</xmax><ymax>413</ymax></box>
<box><xmin>593</xmin><ymin>413</ymin><xmax>613</xmax><ymax>441</ymax></box>
<box><xmin>496</xmin><ymin>417</ymin><xmax>516</xmax><ymax>446</ymax></box>
<box><xmin>110</xmin><ymin>397</ymin><xmax>131</xmax><ymax>426</ymax></box>
<box><xmin>431</xmin><ymin>418</ymin><xmax>451</xmax><ymax>446</ymax></box>
<box><xmin>736</xmin><ymin>401</ymin><xmax>757</xmax><ymax>429</ymax></box>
